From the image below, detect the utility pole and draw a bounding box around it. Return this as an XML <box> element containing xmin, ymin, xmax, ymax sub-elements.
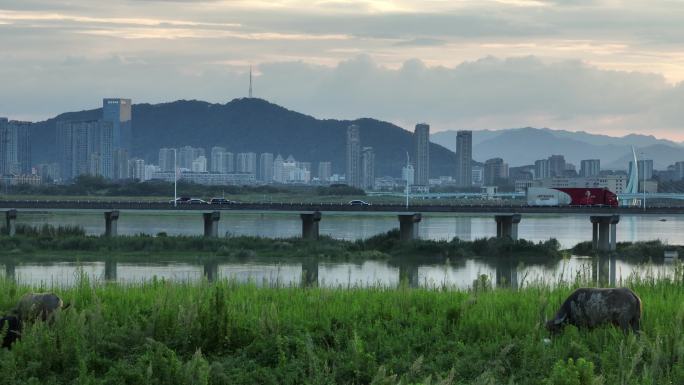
<box><xmin>641</xmin><ymin>152</ymin><xmax>646</xmax><ymax>211</ymax></box>
<box><xmin>405</xmin><ymin>152</ymin><xmax>410</xmax><ymax>209</ymax></box>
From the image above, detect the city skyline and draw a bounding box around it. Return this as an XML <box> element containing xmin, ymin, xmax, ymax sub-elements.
<box><xmin>3</xmin><ymin>1</ymin><xmax>684</xmax><ymax>140</ymax></box>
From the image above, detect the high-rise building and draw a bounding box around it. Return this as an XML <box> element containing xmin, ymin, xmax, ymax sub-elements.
<box><xmin>273</xmin><ymin>154</ymin><xmax>284</xmax><ymax>183</ymax></box>
<box><xmin>455</xmin><ymin>130</ymin><xmax>473</xmax><ymax>187</ymax></box>
<box><xmin>317</xmin><ymin>161</ymin><xmax>332</xmax><ymax>182</ymax></box>
<box><xmin>259</xmin><ymin>153</ymin><xmax>274</xmax><ymax>182</ymax></box>
<box><xmin>675</xmin><ymin>161</ymin><xmax>684</xmax><ymax>180</ymax></box>
<box><xmin>236</xmin><ymin>152</ymin><xmax>257</xmax><ymax>175</ymax></box>
<box><xmin>0</xmin><ymin>119</ymin><xmax>31</xmax><ymax>175</ymax></box>
<box><xmin>56</xmin><ymin>120</ymin><xmax>113</xmax><ymax>180</ymax></box>
<box><xmin>483</xmin><ymin>158</ymin><xmax>505</xmax><ymax>186</ymax></box>
<box><xmin>534</xmin><ymin>159</ymin><xmax>550</xmax><ymax>180</ymax></box>
<box><xmin>346</xmin><ymin>124</ymin><xmax>361</xmax><ymax>188</ymax></box>
<box><xmin>113</xmin><ymin>148</ymin><xmax>129</xmax><ymax>179</ymax></box>
<box><xmin>402</xmin><ymin>163</ymin><xmax>414</xmax><ymax>185</ymax></box>
<box><xmin>580</xmin><ymin>159</ymin><xmax>600</xmax><ymax>177</ymax></box>
<box><xmin>129</xmin><ymin>158</ymin><xmax>145</xmax><ymax>180</ymax></box>
<box><xmin>471</xmin><ymin>165</ymin><xmax>483</xmax><ymax>186</ymax></box>
<box><xmin>224</xmin><ymin>152</ymin><xmax>235</xmax><ymax>173</ymax></box>
<box><xmin>159</xmin><ymin>148</ymin><xmax>176</xmax><ymax>172</ymax></box>
<box><xmin>414</xmin><ymin>123</ymin><xmax>430</xmax><ymax>186</ymax></box>
<box><xmin>192</xmin><ymin>156</ymin><xmax>207</xmax><ymax>172</ymax></box>
<box><xmin>178</xmin><ymin>146</ymin><xmax>204</xmax><ymax>170</ymax></box>
<box><xmin>548</xmin><ymin>155</ymin><xmax>566</xmax><ymax>177</ymax></box>
<box><xmin>102</xmin><ymin>98</ymin><xmax>132</xmax><ymax>152</ymax></box>
<box><xmin>629</xmin><ymin>159</ymin><xmax>654</xmax><ymax>181</ymax></box>
<box><xmin>211</xmin><ymin>147</ymin><xmax>226</xmax><ymax>173</ymax></box>
<box><xmin>361</xmin><ymin>146</ymin><xmax>375</xmax><ymax>190</ymax></box>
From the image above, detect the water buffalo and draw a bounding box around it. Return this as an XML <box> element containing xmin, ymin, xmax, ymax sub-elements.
<box><xmin>0</xmin><ymin>315</ymin><xmax>20</xmax><ymax>349</ymax></box>
<box><xmin>12</xmin><ymin>293</ymin><xmax>66</xmax><ymax>322</ymax></box>
<box><xmin>546</xmin><ymin>287</ymin><xmax>641</xmax><ymax>334</ymax></box>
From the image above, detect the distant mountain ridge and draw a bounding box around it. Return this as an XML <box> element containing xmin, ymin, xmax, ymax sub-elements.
<box><xmin>431</xmin><ymin>128</ymin><xmax>684</xmax><ymax>169</ymax></box>
<box><xmin>30</xmin><ymin>98</ymin><xmax>457</xmax><ymax>177</ymax></box>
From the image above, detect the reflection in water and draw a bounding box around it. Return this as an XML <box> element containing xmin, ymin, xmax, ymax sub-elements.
<box><xmin>0</xmin><ymin>256</ymin><xmax>678</xmax><ymax>289</ymax></box>
<box><xmin>11</xmin><ymin>211</ymin><xmax>684</xmax><ymax>248</ymax></box>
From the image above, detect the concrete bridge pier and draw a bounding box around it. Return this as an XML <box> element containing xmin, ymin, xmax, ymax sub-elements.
<box><xmin>104</xmin><ymin>260</ymin><xmax>117</xmax><ymax>281</ymax></box>
<box><xmin>398</xmin><ymin>213</ymin><xmax>422</xmax><ymax>241</ymax></box>
<box><xmin>495</xmin><ymin>258</ymin><xmax>518</xmax><ymax>289</ymax></box>
<box><xmin>5</xmin><ymin>209</ymin><xmax>17</xmax><ymax>237</ymax></box>
<box><xmin>398</xmin><ymin>263</ymin><xmax>420</xmax><ymax>288</ymax></box>
<box><xmin>593</xmin><ymin>256</ymin><xmax>617</xmax><ymax>286</ymax></box>
<box><xmin>590</xmin><ymin>215</ymin><xmax>620</xmax><ymax>251</ymax></box>
<box><xmin>203</xmin><ymin>211</ymin><xmax>221</xmax><ymax>237</ymax></box>
<box><xmin>494</xmin><ymin>214</ymin><xmax>521</xmax><ymax>240</ymax></box>
<box><xmin>301</xmin><ymin>260</ymin><xmax>319</xmax><ymax>287</ymax></box>
<box><xmin>4</xmin><ymin>261</ymin><xmax>16</xmax><ymax>281</ymax></box>
<box><xmin>203</xmin><ymin>261</ymin><xmax>219</xmax><ymax>282</ymax></box>
<box><xmin>301</xmin><ymin>211</ymin><xmax>322</xmax><ymax>240</ymax></box>
<box><xmin>104</xmin><ymin>210</ymin><xmax>119</xmax><ymax>237</ymax></box>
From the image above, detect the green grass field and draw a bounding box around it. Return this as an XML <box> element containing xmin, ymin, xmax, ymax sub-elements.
<box><xmin>1</xmin><ymin>271</ymin><xmax>683</xmax><ymax>385</ymax></box>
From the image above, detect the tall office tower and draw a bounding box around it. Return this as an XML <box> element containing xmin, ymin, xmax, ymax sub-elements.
<box><xmin>455</xmin><ymin>130</ymin><xmax>473</xmax><ymax>187</ymax></box>
<box><xmin>0</xmin><ymin>118</ymin><xmax>8</xmax><ymax>174</ymax></box>
<box><xmin>14</xmin><ymin>120</ymin><xmax>32</xmax><ymax>175</ymax></box>
<box><xmin>402</xmin><ymin>163</ymin><xmax>415</xmax><ymax>185</ymax></box>
<box><xmin>483</xmin><ymin>158</ymin><xmax>505</xmax><ymax>186</ymax></box>
<box><xmin>580</xmin><ymin>159</ymin><xmax>601</xmax><ymax>177</ymax></box>
<box><xmin>548</xmin><ymin>155</ymin><xmax>566</xmax><ymax>177</ymax></box>
<box><xmin>129</xmin><ymin>158</ymin><xmax>145</xmax><ymax>180</ymax></box>
<box><xmin>102</xmin><ymin>98</ymin><xmax>132</xmax><ymax>152</ymax></box>
<box><xmin>361</xmin><ymin>147</ymin><xmax>375</xmax><ymax>190</ymax></box>
<box><xmin>158</xmin><ymin>148</ymin><xmax>176</xmax><ymax>172</ymax></box>
<box><xmin>259</xmin><ymin>153</ymin><xmax>274</xmax><ymax>182</ymax></box>
<box><xmin>236</xmin><ymin>152</ymin><xmax>257</xmax><ymax>175</ymax></box>
<box><xmin>113</xmin><ymin>148</ymin><xmax>130</xmax><ymax>179</ymax></box>
<box><xmin>675</xmin><ymin>161</ymin><xmax>684</xmax><ymax>180</ymax></box>
<box><xmin>273</xmin><ymin>154</ymin><xmax>284</xmax><ymax>183</ymax></box>
<box><xmin>629</xmin><ymin>159</ymin><xmax>654</xmax><ymax>181</ymax></box>
<box><xmin>223</xmin><ymin>152</ymin><xmax>235</xmax><ymax>173</ymax></box>
<box><xmin>414</xmin><ymin>123</ymin><xmax>430</xmax><ymax>185</ymax></box>
<box><xmin>211</xmin><ymin>147</ymin><xmax>226</xmax><ymax>172</ymax></box>
<box><xmin>318</xmin><ymin>161</ymin><xmax>332</xmax><ymax>182</ymax></box>
<box><xmin>0</xmin><ymin>119</ymin><xmax>31</xmax><ymax>175</ymax></box>
<box><xmin>346</xmin><ymin>124</ymin><xmax>361</xmax><ymax>188</ymax></box>
<box><xmin>534</xmin><ymin>159</ymin><xmax>550</xmax><ymax>179</ymax></box>
<box><xmin>56</xmin><ymin>120</ymin><xmax>113</xmax><ymax>180</ymax></box>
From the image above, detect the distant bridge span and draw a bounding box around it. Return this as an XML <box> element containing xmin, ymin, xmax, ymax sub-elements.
<box><xmin>0</xmin><ymin>200</ymin><xmax>683</xmax><ymax>214</ymax></box>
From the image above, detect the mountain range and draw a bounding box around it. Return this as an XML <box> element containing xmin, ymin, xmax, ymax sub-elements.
<box><xmin>431</xmin><ymin>128</ymin><xmax>684</xmax><ymax>170</ymax></box>
<box><xmin>30</xmin><ymin>98</ymin><xmax>457</xmax><ymax>177</ymax></box>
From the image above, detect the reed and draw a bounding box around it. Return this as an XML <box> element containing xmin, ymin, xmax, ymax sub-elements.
<box><xmin>0</xmin><ymin>267</ymin><xmax>682</xmax><ymax>384</ymax></box>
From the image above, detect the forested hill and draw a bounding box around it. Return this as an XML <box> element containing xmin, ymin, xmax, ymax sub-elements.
<box><xmin>31</xmin><ymin>98</ymin><xmax>456</xmax><ymax>177</ymax></box>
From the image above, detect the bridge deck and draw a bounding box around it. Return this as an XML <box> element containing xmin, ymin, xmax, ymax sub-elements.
<box><xmin>0</xmin><ymin>200</ymin><xmax>682</xmax><ymax>214</ymax></box>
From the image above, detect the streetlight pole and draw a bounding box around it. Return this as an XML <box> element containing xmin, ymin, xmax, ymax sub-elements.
<box><xmin>641</xmin><ymin>153</ymin><xmax>646</xmax><ymax>211</ymax></box>
<box><xmin>405</xmin><ymin>152</ymin><xmax>410</xmax><ymax>209</ymax></box>
<box><xmin>173</xmin><ymin>148</ymin><xmax>177</xmax><ymax>207</ymax></box>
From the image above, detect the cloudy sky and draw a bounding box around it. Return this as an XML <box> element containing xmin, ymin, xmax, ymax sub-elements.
<box><xmin>2</xmin><ymin>0</ymin><xmax>684</xmax><ymax>140</ymax></box>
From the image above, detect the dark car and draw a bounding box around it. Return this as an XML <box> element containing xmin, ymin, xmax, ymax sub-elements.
<box><xmin>169</xmin><ymin>197</ymin><xmax>191</xmax><ymax>204</ymax></box>
<box><xmin>348</xmin><ymin>200</ymin><xmax>371</xmax><ymax>206</ymax></box>
<box><xmin>210</xmin><ymin>198</ymin><xmax>237</xmax><ymax>205</ymax></box>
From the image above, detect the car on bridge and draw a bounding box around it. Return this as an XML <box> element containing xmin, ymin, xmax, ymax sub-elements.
<box><xmin>188</xmin><ymin>198</ymin><xmax>208</xmax><ymax>205</ymax></box>
<box><xmin>169</xmin><ymin>197</ymin><xmax>191</xmax><ymax>204</ymax></box>
<box><xmin>210</xmin><ymin>198</ymin><xmax>237</xmax><ymax>205</ymax></box>
<box><xmin>348</xmin><ymin>200</ymin><xmax>371</xmax><ymax>206</ymax></box>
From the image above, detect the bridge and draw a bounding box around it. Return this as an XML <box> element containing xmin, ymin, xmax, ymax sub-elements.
<box><xmin>1</xmin><ymin>199</ymin><xmax>681</xmax><ymax>252</ymax></box>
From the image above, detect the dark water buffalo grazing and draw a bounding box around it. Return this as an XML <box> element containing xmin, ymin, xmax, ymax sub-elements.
<box><xmin>13</xmin><ymin>293</ymin><xmax>66</xmax><ymax>322</ymax></box>
<box><xmin>1</xmin><ymin>315</ymin><xmax>20</xmax><ymax>348</ymax></box>
<box><xmin>546</xmin><ymin>287</ymin><xmax>641</xmax><ymax>333</ymax></box>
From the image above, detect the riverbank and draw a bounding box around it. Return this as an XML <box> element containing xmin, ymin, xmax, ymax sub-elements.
<box><xmin>1</xmin><ymin>275</ymin><xmax>683</xmax><ymax>384</ymax></box>
<box><xmin>0</xmin><ymin>226</ymin><xmax>564</xmax><ymax>263</ymax></box>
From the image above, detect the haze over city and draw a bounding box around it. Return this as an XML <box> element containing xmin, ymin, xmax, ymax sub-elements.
<box><xmin>2</xmin><ymin>0</ymin><xmax>684</xmax><ymax>139</ymax></box>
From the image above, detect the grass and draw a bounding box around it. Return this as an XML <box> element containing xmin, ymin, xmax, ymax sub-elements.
<box><xmin>0</xmin><ymin>268</ymin><xmax>683</xmax><ymax>384</ymax></box>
